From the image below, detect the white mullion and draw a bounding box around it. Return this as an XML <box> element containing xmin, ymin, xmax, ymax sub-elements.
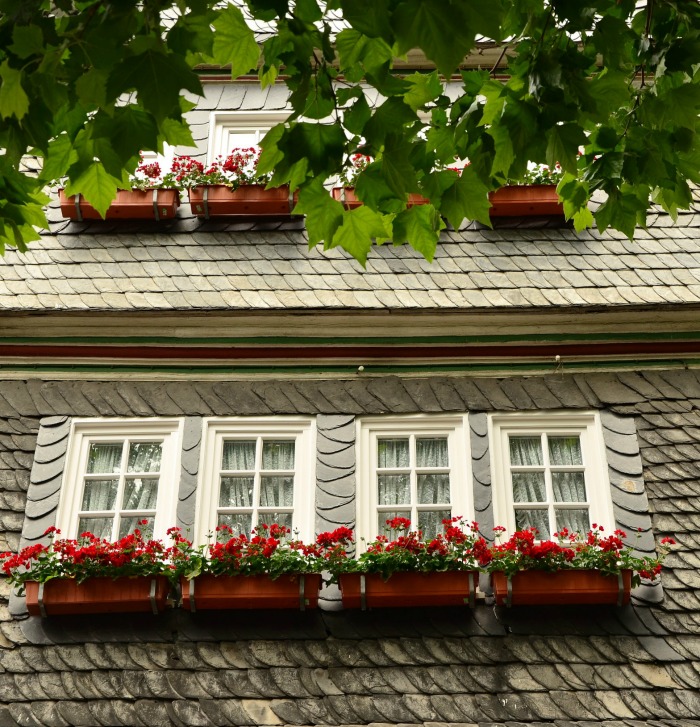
<box><xmin>111</xmin><ymin>439</ymin><xmax>129</xmax><ymax>540</ymax></box>
<box><xmin>253</xmin><ymin>436</ymin><xmax>263</xmax><ymax>529</ymax></box>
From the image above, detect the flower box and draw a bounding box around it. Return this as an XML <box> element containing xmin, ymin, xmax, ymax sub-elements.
<box><xmin>331</xmin><ymin>187</ymin><xmax>429</xmax><ymax>210</ymax></box>
<box><xmin>181</xmin><ymin>573</ymin><xmax>322</xmax><ymax>611</ymax></box>
<box><xmin>24</xmin><ymin>576</ymin><xmax>171</xmax><ymax>617</ymax></box>
<box><xmin>58</xmin><ymin>189</ymin><xmax>180</xmax><ymax>221</ymax></box>
<box><xmin>488</xmin><ymin>184</ymin><xmax>564</xmax><ymax>217</ymax></box>
<box><xmin>339</xmin><ymin>571</ymin><xmax>478</xmax><ymax>609</ymax></box>
<box><xmin>491</xmin><ymin>569</ymin><xmax>632</xmax><ymax>607</ymax></box>
<box><xmin>188</xmin><ymin>184</ymin><xmax>295</xmax><ymax>218</ymax></box>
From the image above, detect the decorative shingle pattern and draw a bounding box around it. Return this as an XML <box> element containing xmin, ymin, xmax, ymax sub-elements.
<box><xmin>1</xmin><ymin>370</ymin><xmax>700</xmax><ymax>725</ymax></box>
<box><xmin>5</xmin><ymin>206</ymin><xmax>700</xmax><ymax>312</ymax></box>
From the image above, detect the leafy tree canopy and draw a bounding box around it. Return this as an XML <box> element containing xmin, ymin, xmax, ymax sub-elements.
<box><xmin>0</xmin><ymin>0</ymin><xmax>699</xmax><ymax>263</ymax></box>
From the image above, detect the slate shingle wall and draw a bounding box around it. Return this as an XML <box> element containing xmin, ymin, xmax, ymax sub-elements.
<box><xmin>0</xmin><ymin>370</ymin><xmax>699</xmax><ymax>726</ymax></box>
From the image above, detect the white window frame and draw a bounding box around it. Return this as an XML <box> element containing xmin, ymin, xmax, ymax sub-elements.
<box><xmin>356</xmin><ymin>414</ymin><xmax>472</xmax><ymax>545</ymax></box>
<box><xmin>489</xmin><ymin>411</ymin><xmax>615</xmax><ymax>537</ymax></box>
<box><xmin>55</xmin><ymin>418</ymin><xmax>184</xmax><ymax>541</ymax></box>
<box><xmin>207</xmin><ymin>112</ymin><xmax>289</xmax><ymax>166</ymax></box>
<box><xmin>196</xmin><ymin>417</ymin><xmax>316</xmax><ymax>543</ymax></box>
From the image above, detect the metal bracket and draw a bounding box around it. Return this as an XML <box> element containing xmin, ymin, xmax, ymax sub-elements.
<box><xmin>506</xmin><ymin>576</ymin><xmax>513</xmax><ymax>608</ymax></box>
<box><xmin>469</xmin><ymin>572</ymin><xmax>476</xmax><ymax>608</ymax></box>
<box><xmin>288</xmin><ymin>187</ymin><xmax>295</xmax><ymax>215</ymax></box>
<box><xmin>188</xmin><ymin>578</ymin><xmax>196</xmax><ymax>613</ymax></box>
<box><xmin>202</xmin><ymin>186</ymin><xmax>210</xmax><ymax>220</ymax></box>
<box><xmin>152</xmin><ymin>188</ymin><xmax>160</xmax><ymax>221</ymax></box>
<box><xmin>617</xmin><ymin>572</ymin><xmax>624</xmax><ymax>607</ymax></box>
<box><xmin>299</xmin><ymin>574</ymin><xmax>306</xmax><ymax>611</ymax></box>
<box><xmin>37</xmin><ymin>582</ymin><xmax>47</xmax><ymax>618</ymax></box>
<box><xmin>360</xmin><ymin>574</ymin><xmax>367</xmax><ymax>611</ymax></box>
<box><xmin>149</xmin><ymin>579</ymin><xmax>159</xmax><ymax>615</ymax></box>
<box><xmin>74</xmin><ymin>193</ymin><xmax>83</xmax><ymax>223</ymax></box>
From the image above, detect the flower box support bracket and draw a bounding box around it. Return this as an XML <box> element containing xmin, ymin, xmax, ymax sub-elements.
<box><xmin>151</xmin><ymin>188</ymin><xmax>161</xmax><ymax>222</ymax></box>
<box><xmin>72</xmin><ymin>194</ymin><xmax>83</xmax><ymax>222</ymax></box>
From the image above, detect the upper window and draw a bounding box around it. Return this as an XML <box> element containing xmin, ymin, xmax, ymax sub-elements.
<box><xmin>196</xmin><ymin>418</ymin><xmax>316</xmax><ymax>543</ymax></box>
<box><xmin>357</xmin><ymin>415</ymin><xmax>471</xmax><ymax>541</ymax></box>
<box><xmin>207</xmin><ymin>112</ymin><xmax>289</xmax><ymax>165</ymax></box>
<box><xmin>55</xmin><ymin>419</ymin><xmax>183</xmax><ymax>541</ymax></box>
<box><xmin>489</xmin><ymin>412</ymin><xmax>614</xmax><ymax>537</ymax></box>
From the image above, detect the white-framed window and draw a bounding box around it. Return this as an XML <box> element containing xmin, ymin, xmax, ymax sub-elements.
<box><xmin>55</xmin><ymin>419</ymin><xmax>183</xmax><ymax>541</ymax></box>
<box><xmin>207</xmin><ymin>112</ymin><xmax>289</xmax><ymax>165</ymax></box>
<box><xmin>196</xmin><ymin>417</ymin><xmax>316</xmax><ymax>543</ymax></box>
<box><xmin>489</xmin><ymin>411</ymin><xmax>615</xmax><ymax>538</ymax></box>
<box><xmin>357</xmin><ymin>415</ymin><xmax>472</xmax><ymax>542</ymax></box>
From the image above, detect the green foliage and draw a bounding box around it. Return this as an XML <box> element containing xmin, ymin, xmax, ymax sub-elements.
<box><xmin>0</xmin><ymin>0</ymin><xmax>699</xmax><ymax>261</ymax></box>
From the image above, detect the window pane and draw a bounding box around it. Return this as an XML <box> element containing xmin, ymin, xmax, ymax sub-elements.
<box><xmin>377</xmin><ymin>439</ymin><xmax>409</xmax><ymax>468</ymax></box>
<box><xmin>122</xmin><ymin>477</ymin><xmax>159</xmax><ymax>510</ymax></box>
<box><xmin>509</xmin><ymin>437</ymin><xmax>543</xmax><ymax>466</ymax></box>
<box><xmin>87</xmin><ymin>443</ymin><xmax>122</xmax><ymax>474</ymax></box>
<box><xmin>378</xmin><ymin>510</ymin><xmax>410</xmax><ymax>535</ymax></box>
<box><xmin>417</xmin><ymin>473</ymin><xmax>450</xmax><ymax>504</ymax></box>
<box><xmin>218</xmin><ymin>512</ymin><xmax>252</xmax><ymax>536</ymax></box>
<box><xmin>127</xmin><ymin>442</ymin><xmax>162</xmax><ymax>473</ymax></box>
<box><xmin>258</xmin><ymin>512</ymin><xmax>292</xmax><ymax>530</ymax></box>
<box><xmin>259</xmin><ymin>476</ymin><xmax>294</xmax><ymax>507</ymax></box>
<box><xmin>555</xmin><ymin>508</ymin><xmax>590</xmax><ymax>535</ymax></box>
<box><xmin>418</xmin><ymin>509</ymin><xmax>451</xmax><ymax>539</ymax></box>
<box><xmin>515</xmin><ymin>509</ymin><xmax>550</xmax><ymax>538</ymax></box>
<box><xmin>219</xmin><ymin>476</ymin><xmax>254</xmax><ymax>507</ymax></box>
<box><xmin>262</xmin><ymin>440</ymin><xmax>295</xmax><ymax>470</ymax></box>
<box><xmin>118</xmin><ymin>517</ymin><xmax>154</xmax><ymax>540</ymax></box>
<box><xmin>552</xmin><ymin>472</ymin><xmax>587</xmax><ymax>502</ymax></box>
<box><xmin>377</xmin><ymin>474</ymin><xmax>410</xmax><ymax>505</ymax></box>
<box><xmin>512</xmin><ymin>472</ymin><xmax>546</xmax><ymax>502</ymax></box>
<box><xmin>222</xmin><ymin>441</ymin><xmax>256</xmax><ymax>471</ymax></box>
<box><xmin>416</xmin><ymin>438</ymin><xmax>448</xmax><ymax>467</ymax></box>
<box><xmin>77</xmin><ymin>516</ymin><xmax>112</xmax><ymax>540</ymax></box>
<box><xmin>81</xmin><ymin>479</ymin><xmax>118</xmax><ymax>511</ymax></box>
<box><xmin>549</xmin><ymin>436</ymin><xmax>582</xmax><ymax>466</ymax></box>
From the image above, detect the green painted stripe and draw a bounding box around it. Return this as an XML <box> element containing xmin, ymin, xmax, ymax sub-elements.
<box><xmin>2</xmin><ymin>330</ymin><xmax>700</xmax><ymax>346</ymax></box>
<box><xmin>0</xmin><ymin>358</ymin><xmax>695</xmax><ymax>375</ymax></box>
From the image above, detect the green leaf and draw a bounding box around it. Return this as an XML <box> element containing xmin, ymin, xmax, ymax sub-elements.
<box><xmin>75</xmin><ymin>68</ymin><xmax>109</xmax><ymax>108</ymax></box>
<box><xmin>160</xmin><ymin>117</ymin><xmax>196</xmax><ymax>148</ymax></box>
<box><xmin>393</xmin><ymin>0</ymin><xmax>477</xmax><ymax>78</ymax></box>
<box><xmin>10</xmin><ymin>25</ymin><xmax>45</xmax><ymax>59</ymax></box>
<box><xmin>343</xmin><ymin>95</ymin><xmax>371</xmax><ymax>135</ymax></box>
<box><xmin>441</xmin><ymin>166</ymin><xmax>492</xmax><ymax>228</ymax></box>
<box><xmin>331</xmin><ymin>206</ymin><xmax>392</xmax><ymax>266</ymax></box>
<box><xmin>586</xmin><ymin>70</ymin><xmax>630</xmax><ymax>121</ymax></box>
<box><xmin>294</xmin><ymin>0</ymin><xmax>323</xmax><ymax>23</ymax></box>
<box><xmin>283</xmin><ymin>122</ymin><xmax>346</xmax><ymax>176</ymax></box>
<box><xmin>403</xmin><ymin>71</ymin><xmax>443</xmax><ymax>113</ymax></box>
<box><xmin>546</xmin><ymin>123</ymin><xmax>585</xmax><ymax>175</ymax></box>
<box><xmin>212</xmin><ymin>5</ymin><xmax>261</xmax><ymax>78</ymax></box>
<box><xmin>392</xmin><ymin>204</ymin><xmax>443</xmax><ymax>262</ymax></box>
<box><xmin>595</xmin><ymin>187</ymin><xmax>648</xmax><ymax>239</ymax></box>
<box><xmin>109</xmin><ymin>50</ymin><xmax>203</xmax><ymax>122</ymax></box>
<box><xmin>40</xmin><ymin>135</ymin><xmax>78</xmax><ymax>182</ymax></box>
<box><xmin>381</xmin><ymin>134</ymin><xmax>418</xmax><ymax>197</ymax></box>
<box><xmin>293</xmin><ymin>179</ymin><xmax>343</xmax><ymax>247</ymax></box>
<box><xmin>339</xmin><ymin>0</ymin><xmax>394</xmax><ymax>41</ymax></box>
<box><xmin>63</xmin><ymin>162</ymin><xmax>122</xmax><ymax>218</ymax></box>
<box><xmin>0</xmin><ymin>61</ymin><xmax>29</xmax><ymax>120</ymax></box>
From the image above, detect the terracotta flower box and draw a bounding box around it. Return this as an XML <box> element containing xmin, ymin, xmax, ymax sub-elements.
<box><xmin>331</xmin><ymin>187</ymin><xmax>429</xmax><ymax>210</ymax></box>
<box><xmin>488</xmin><ymin>184</ymin><xmax>564</xmax><ymax>216</ymax></box>
<box><xmin>181</xmin><ymin>573</ymin><xmax>322</xmax><ymax>611</ymax></box>
<box><xmin>491</xmin><ymin>569</ymin><xmax>632</xmax><ymax>607</ymax></box>
<box><xmin>24</xmin><ymin>576</ymin><xmax>171</xmax><ymax>617</ymax></box>
<box><xmin>58</xmin><ymin>189</ymin><xmax>180</xmax><ymax>221</ymax></box>
<box><xmin>339</xmin><ymin>571</ymin><xmax>478</xmax><ymax>609</ymax></box>
<box><xmin>188</xmin><ymin>184</ymin><xmax>296</xmax><ymax>218</ymax></box>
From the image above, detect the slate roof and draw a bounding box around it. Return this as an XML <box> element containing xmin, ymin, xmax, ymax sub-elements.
<box><xmin>1</xmin><ymin>202</ymin><xmax>698</xmax><ymax>313</ymax></box>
